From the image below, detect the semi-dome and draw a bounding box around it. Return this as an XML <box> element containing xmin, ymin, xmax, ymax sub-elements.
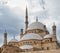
<box><xmin>27</xmin><ymin>22</ymin><xmax>45</xmax><ymax>30</ymax></box>
<box><xmin>20</xmin><ymin>33</ymin><xmax>43</xmax><ymax>41</ymax></box>
<box><xmin>44</xmin><ymin>34</ymin><xmax>52</xmax><ymax>39</ymax></box>
<box><xmin>20</xmin><ymin>45</ymin><xmax>33</xmax><ymax>49</ymax></box>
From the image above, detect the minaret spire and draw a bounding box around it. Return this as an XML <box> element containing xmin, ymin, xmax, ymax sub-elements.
<box><xmin>25</xmin><ymin>6</ymin><xmax>28</xmax><ymax>31</ymax></box>
<box><xmin>26</xmin><ymin>6</ymin><xmax>28</xmax><ymax>17</ymax></box>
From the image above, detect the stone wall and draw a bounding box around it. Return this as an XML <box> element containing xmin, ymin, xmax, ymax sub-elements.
<box><xmin>15</xmin><ymin>49</ymin><xmax>60</xmax><ymax>53</ymax></box>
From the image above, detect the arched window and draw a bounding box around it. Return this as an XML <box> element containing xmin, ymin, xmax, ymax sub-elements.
<box><xmin>50</xmin><ymin>38</ymin><xmax>52</xmax><ymax>42</ymax></box>
<box><xmin>42</xmin><ymin>47</ymin><xmax>44</xmax><ymax>50</ymax></box>
<box><xmin>45</xmin><ymin>40</ymin><xmax>49</xmax><ymax>43</ymax></box>
<box><xmin>47</xmin><ymin>47</ymin><xmax>49</xmax><ymax>50</ymax></box>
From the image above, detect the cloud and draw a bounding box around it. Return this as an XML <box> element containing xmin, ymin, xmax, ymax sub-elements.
<box><xmin>27</xmin><ymin>0</ymin><xmax>60</xmax><ymax>41</ymax></box>
<box><xmin>0</xmin><ymin>5</ymin><xmax>25</xmax><ymax>46</ymax></box>
<box><xmin>0</xmin><ymin>0</ymin><xmax>60</xmax><ymax>46</ymax></box>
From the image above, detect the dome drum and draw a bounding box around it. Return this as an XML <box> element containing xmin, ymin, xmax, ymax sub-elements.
<box><xmin>26</xmin><ymin>29</ymin><xmax>45</xmax><ymax>33</ymax></box>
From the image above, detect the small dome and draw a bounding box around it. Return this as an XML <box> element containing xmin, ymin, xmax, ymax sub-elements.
<box><xmin>20</xmin><ymin>45</ymin><xmax>33</xmax><ymax>49</ymax></box>
<box><xmin>27</xmin><ymin>22</ymin><xmax>45</xmax><ymax>30</ymax></box>
<box><xmin>9</xmin><ymin>35</ymin><xmax>18</xmax><ymax>42</ymax></box>
<box><xmin>20</xmin><ymin>33</ymin><xmax>43</xmax><ymax>41</ymax></box>
<box><xmin>10</xmin><ymin>39</ymin><xmax>18</xmax><ymax>42</ymax></box>
<box><xmin>44</xmin><ymin>34</ymin><xmax>52</xmax><ymax>39</ymax></box>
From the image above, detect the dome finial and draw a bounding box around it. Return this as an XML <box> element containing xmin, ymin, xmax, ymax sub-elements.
<box><xmin>13</xmin><ymin>35</ymin><xmax>15</xmax><ymax>39</ymax></box>
<box><xmin>36</xmin><ymin>16</ymin><xmax>38</xmax><ymax>22</ymax></box>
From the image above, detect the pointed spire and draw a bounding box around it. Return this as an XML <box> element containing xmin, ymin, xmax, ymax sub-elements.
<box><xmin>53</xmin><ymin>22</ymin><xmax>56</xmax><ymax>27</ymax></box>
<box><xmin>25</xmin><ymin>5</ymin><xmax>28</xmax><ymax>31</ymax></box>
<box><xmin>26</xmin><ymin>6</ymin><xmax>28</xmax><ymax>17</ymax></box>
<box><xmin>36</xmin><ymin>16</ymin><xmax>38</xmax><ymax>22</ymax></box>
<box><xmin>4</xmin><ymin>25</ymin><xmax>7</xmax><ymax>33</ymax></box>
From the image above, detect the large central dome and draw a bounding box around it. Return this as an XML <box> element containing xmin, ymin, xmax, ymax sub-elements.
<box><xmin>27</xmin><ymin>22</ymin><xmax>45</xmax><ymax>30</ymax></box>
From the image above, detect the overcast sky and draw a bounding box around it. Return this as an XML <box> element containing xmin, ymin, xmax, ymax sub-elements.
<box><xmin>0</xmin><ymin>0</ymin><xmax>60</xmax><ymax>46</ymax></box>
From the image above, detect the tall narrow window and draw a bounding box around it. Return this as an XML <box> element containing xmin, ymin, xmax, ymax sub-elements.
<box><xmin>47</xmin><ymin>47</ymin><xmax>49</xmax><ymax>50</ymax></box>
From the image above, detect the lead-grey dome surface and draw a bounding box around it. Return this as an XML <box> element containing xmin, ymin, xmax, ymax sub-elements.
<box><xmin>27</xmin><ymin>22</ymin><xmax>45</xmax><ymax>30</ymax></box>
<box><xmin>44</xmin><ymin>34</ymin><xmax>52</xmax><ymax>39</ymax></box>
<box><xmin>20</xmin><ymin>33</ymin><xmax>43</xmax><ymax>41</ymax></box>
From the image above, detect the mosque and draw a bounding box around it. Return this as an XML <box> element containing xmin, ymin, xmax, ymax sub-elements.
<box><xmin>0</xmin><ymin>7</ymin><xmax>60</xmax><ymax>53</ymax></box>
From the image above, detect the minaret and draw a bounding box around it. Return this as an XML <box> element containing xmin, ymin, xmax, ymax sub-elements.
<box><xmin>20</xmin><ymin>28</ymin><xmax>23</xmax><ymax>38</ymax></box>
<box><xmin>52</xmin><ymin>23</ymin><xmax>57</xmax><ymax>41</ymax></box>
<box><xmin>52</xmin><ymin>23</ymin><xmax>58</xmax><ymax>49</ymax></box>
<box><xmin>52</xmin><ymin>23</ymin><xmax>56</xmax><ymax>36</ymax></box>
<box><xmin>4</xmin><ymin>30</ymin><xmax>7</xmax><ymax>46</ymax></box>
<box><xmin>25</xmin><ymin>6</ymin><xmax>28</xmax><ymax>31</ymax></box>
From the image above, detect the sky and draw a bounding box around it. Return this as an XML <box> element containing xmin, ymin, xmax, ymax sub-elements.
<box><xmin>0</xmin><ymin>0</ymin><xmax>60</xmax><ymax>46</ymax></box>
